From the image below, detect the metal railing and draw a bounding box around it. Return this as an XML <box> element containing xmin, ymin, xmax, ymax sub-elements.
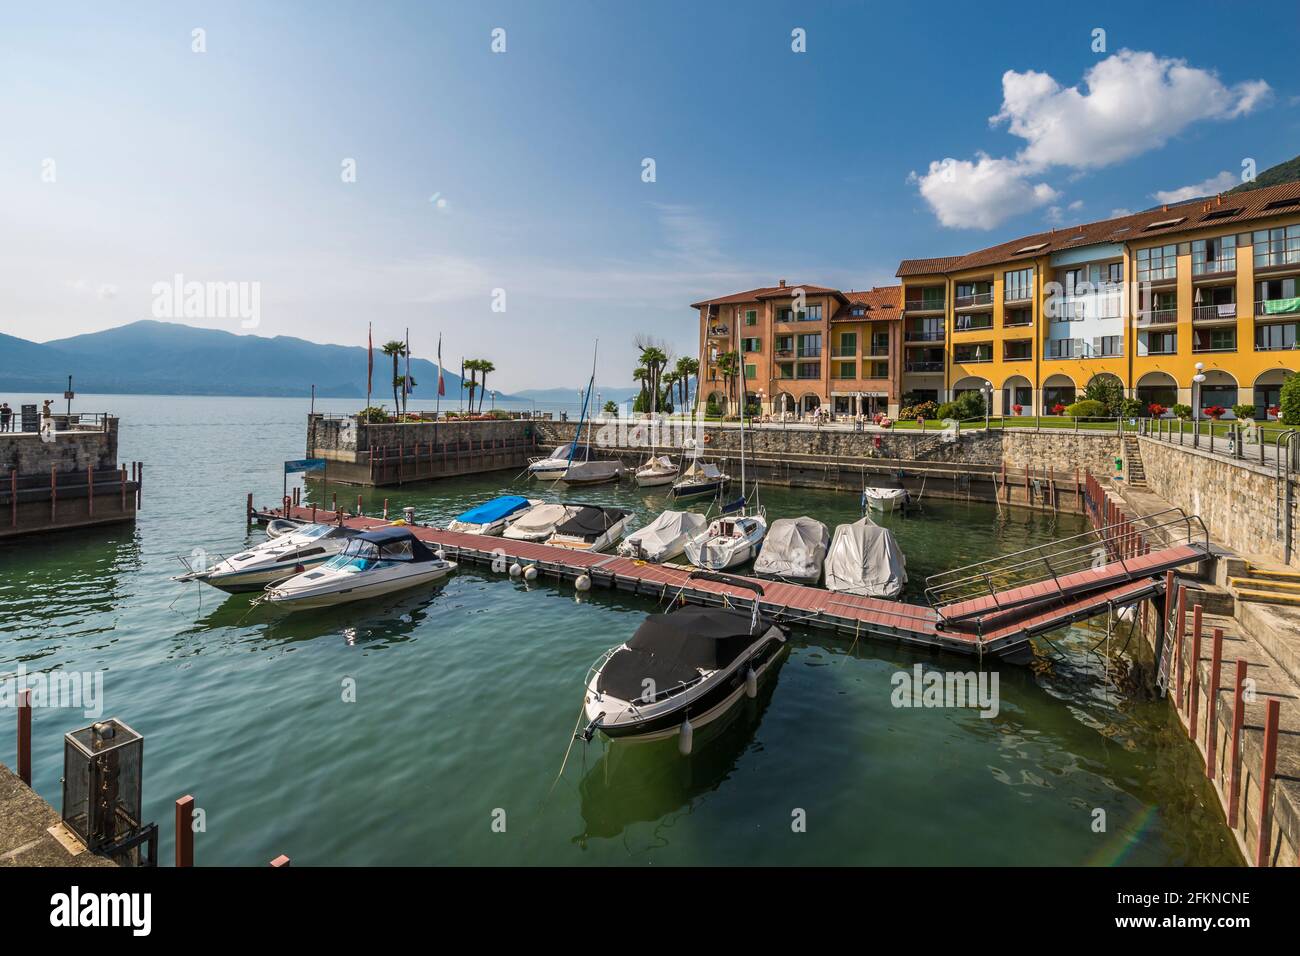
<box><xmin>1193</xmin><ymin>303</ymin><xmax>1236</xmax><ymax>322</ymax></box>
<box><xmin>905</xmin><ymin>330</ymin><xmax>944</xmax><ymax>342</ymax></box>
<box><xmin>904</xmin><ymin>301</ymin><xmax>945</xmax><ymax>313</ymax></box>
<box><xmin>954</xmin><ymin>292</ymin><xmax>993</xmax><ymax>308</ymax></box>
<box><xmin>2</xmin><ymin>412</ymin><xmax>112</xmax><ymax>434</ymax></box>
<box><xmin>1255</xmin><ymin>299</ymin><xmax>1300</xmax><ymax>317</ymax></box>
<box><xmin>905</xmin><ymin>361</ymin><xmax>944</xmax><ymax>372</ymax></box>
<box><xmin>924</xmin><ymin>506</ymin><xmax>1208</xmax><ymax>619</ymax></box>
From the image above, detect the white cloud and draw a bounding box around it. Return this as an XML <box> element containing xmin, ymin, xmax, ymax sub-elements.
<box><xmin>1111</xmin><ymin>208</ymin><xmax>1134</xmax><ymax>217</ymax></box>
<box><xmin>1045</xmin><ymin>200</ymin><xmax>1085</xmax><ymax>224</ymax></box>
<box><xmin>913</xmin><ymin>49</ymin><xmax>1270</xmax><ymax>229</ymax></box>
<box><xmin>1152</xmin><ymin>170</ymin><xmax>1239</xmax><ymax>204</ymax></box>
<box><xmin>909</xmin><ymin>154</ymin><xmax>1058</xmax><ymax>230</ymax></box>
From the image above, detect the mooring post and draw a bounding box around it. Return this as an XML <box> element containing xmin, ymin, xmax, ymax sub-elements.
<box><xmin>87</xmin><ymin>464</ymin><xmax>94</xmax><ymax>517</ymax></box>
<box><xmin>11</xmin><ymin>469</ymin><xmax>17</xmax><ymax>528</ymax></box>
<box><xmin>1188</xmin><ymin>605</ymin><xmax>1203</xmax><ymax>736</ymax></box>
<box><xmin>17</xmin><ymin>687</ymin><xmax>31</xmax><ymax>786</ymax></box>
<box><xmin>270</xmin><ymin>854</ymin><xmax>291</xmax><ymax>867</ymax></box>
<box><xmin>1255</xmin><ymin>698</ymin><xmax>1282</xmax><ymax>867</ymax></box>
<box><xmin>1228</xmin><ymin>658</ymin><xmax>1247</xmax><ymax>827</ymax></box>
<box><xmin>311</xmin><ymin>505</ymin><xmax>317</xmax><ymax>522</ymax></box>
<box><xmin>1207</xmin><ymin>628</ymin><xmax>1224</xmax><ymax>778</ymax></box>
<box><xmin>246</xmin><ymin>493</ymin><xmax>254</xmax><ymax>528</ymax></box>
<box><xmin>383</xmin><ymin>498</ymin><xmax>389</xmax><ymax>519</ymax></box>
<box><xmin>175</xmin><ymin>795</ymin><xmax>195</xmax><ymax>867</ymax></box>
<box><xmin>1174</xmin><ymin>586</ymin><xmax>1187</xmax><ymax>707</ymax></box>
<box><xmin>137</xmin><ymin>462</ymin><xmax>143</xmax><ymax>509</ymax></box>
<box><xmin>122</xmin><ymin>467</ymin><xmax>128</xmax><ymax>515</ymax></box>
<box><xmin>356</xmin><ymin>494</ymin><xmax>363</xmax><ymax>516</ymax></box>
<box><xmin>50</xmin><ymin>465</ymin><xmax>56</xmax><ymax>521</ymax></box>
<box><xmin>332</xmin><ymin>492</ymin><xmax>338</xmax><ymax>514</ymax></box>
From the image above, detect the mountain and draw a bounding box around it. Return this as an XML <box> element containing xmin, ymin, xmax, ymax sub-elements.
<box><xmin>0</xmin><ymin>320</ymin><xmax>495</xmax><ymax>399</ymax></box>
<box><xmin>1230</xmin><ymin>154</ymin><xmax>1300</xmax><ymax>194</ymax></box>
<box><xmin>513</xmin><ymin>383</ymin><xmax>697</xmax><ymax>410</ymax></box>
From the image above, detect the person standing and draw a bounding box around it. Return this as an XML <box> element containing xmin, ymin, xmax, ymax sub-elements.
<box><xmin>0</xmin><ymin>402</ymin><xmax>11</xmax><ymax>432</ymax></box>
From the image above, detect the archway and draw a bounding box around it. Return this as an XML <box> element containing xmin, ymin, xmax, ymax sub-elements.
<box><xmin>800</xmin><ymin>393</ymin><xmax>822</xmax><ymax>416</ymax></box>
<box><xmin>1136</xmin><ymin>371</ymin><xmax>1178</xmax><ymax>413</ymax></box>
<box><xmin>706</xmin><ymin>391</ymin><xmax>727</xmax><ymax>416</ymax></box>
<box><xmin>1001</xmin><ymin>374</ymin><xmax>1033</xmax><ymax>415</ymax></box>
<box><xmin>774</xmin><ymin>391</ymin><xmax>796</xmax><ymax>419</ymax></box>
<box><xmin>1254</xmin><ymin>369</ymin><xmax>1294</xmax><ymax>420</ymax></box>
<box><xmin>1042</xmin><ymin>374</ymin><xmax>1077</xmax><ymax>413</ymax></box>
<box><xmin>1198</xmin><ymin>370</ymin><xmax>1238</xmax><ymax>416</ymax></box>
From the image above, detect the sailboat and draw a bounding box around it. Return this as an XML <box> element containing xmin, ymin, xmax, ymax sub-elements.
<box><xmin>684</xmin><ymin>395</ymin><xmax>766</xmax><ymax>570</ymax></box>
<box><xmin>634</xmin><ymin>388</ymin><xmax>677</xmax><ymax>487</ymax></box>
<box><xmin>557</xmin><ymin>341</ymin><xmax>624</xmax><ymax>486</ymax></box>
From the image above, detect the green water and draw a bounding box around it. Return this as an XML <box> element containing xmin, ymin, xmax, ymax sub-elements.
<box><xmin>0</xmin><ymin>395</ymin><xmax>1240</xmax><ymax>865</ymax></box>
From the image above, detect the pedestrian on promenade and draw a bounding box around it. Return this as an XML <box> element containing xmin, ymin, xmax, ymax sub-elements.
<box><xmin>0</xmin><ymin>402</ymin><xmax>11</xmax><ymax>432</ymax></box>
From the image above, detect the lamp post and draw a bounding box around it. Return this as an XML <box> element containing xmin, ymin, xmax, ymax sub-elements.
<box><xmin>1192</xmin><ymin>362</ymin><xmax>1206</xmax><ymax>447</ymax></box>
<box><xmin>982</xmin><ymin>380</ymin><xmax>992</xmax><ymax>430</ymax></box>
<box><xmin>756</xmin><ymin>389</ymin><xmax>765</xmax><ymax>423</ymax></box>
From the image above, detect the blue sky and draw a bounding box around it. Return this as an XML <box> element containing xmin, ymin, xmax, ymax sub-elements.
<box><xmin>1</xmin><ymin>0</ymin><xmax>1296</xmax><ymax>390</ymax></box>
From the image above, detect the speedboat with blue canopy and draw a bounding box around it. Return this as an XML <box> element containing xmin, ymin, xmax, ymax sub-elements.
<box><xmin>173</xmin><ymin>523</ymin><xmax>360</xmax><ymax>593</ymax></box>
<box><xmin>261</xmin><ymin>526</ymin><xmax>457</xmax><ymax>609</ymax></box>
<box><xmin>446</xmin><ymin>495</ymin><xmax>540</xmax><ymax>535</ymax></box>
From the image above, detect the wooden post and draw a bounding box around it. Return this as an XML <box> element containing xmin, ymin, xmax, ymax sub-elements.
<box><xmin>50</xmin><ymin>466</ymin><xmax>56</xmax><ymax>521</ymax></box>
<box><xmin>357</xmin><ymin>494</ymin><xmax>363</xmax><ymax>517</ymax></box>
<box><xmin>270</xmin><ymin>854</ymin><xmax>291</xmax><ymax>867</ymax></box>
<box><xmin>87</xmin><ymin>464</ymin><xmax>94</xmax><ymax>517</ymax></box>
<box><xmin>175</xmin><ymin>795</ymin><xmax>195</xmax><ymax>867</ymax></box>
<box><xmin>1174</xmin><ymin>586</ymin><xmax>1187</xmax><ymax>707</ymax></box>
<box><xmin>311</xmin><ymin>505</ymin><xmax>317</xmax><ymax>522</ymax></box>
<box><xmin>246</xmin><ymin>493</ymin><xmax>254</xmax><ymax>528</ymax></box>
<box><xmin>136</xmin><ymin>462</ymin><xmax>143</xmax><ymax>509</ymax></box>
<box><xmin>1206</xmin><ymin>628</ymin><xmax>1224</xmax><ymax>778</ymax></box>
<box><xmin>1188</xmin><ymin>605</ymin><xmax>1203</xmax><ymax>736</ymax></box>
<box><xmin>122</xmin><ymin>467</ymin><xmax>128</xmax><ymax>515</ymax></box>
<box><xmin>1255</xmin><ymin>698</ymin><xmax>1282</xmax><ymax>867</ymax></box>
<box><xmin>17</xmin><ymin>688</ymin><xmax>31</xmax><ymax>786</ymax></box>
<box><xmin>332</xmin><ymin>492</ymin><xmax>338</xmax><ymax>514</ymax></box>
<box><xmin>1228</xmin><ymin>659</ymin><xmax>1247</xmax><ymax>827</ymax></box>
<box><xmin>383</xmin><ymin>499</ymin><xmax>389</xmax><ymax>520</ymax></box>
<box><xmin>10</xmin><ymin>469</ymin><xmax>16</xmax><ymax>528</ymax></box>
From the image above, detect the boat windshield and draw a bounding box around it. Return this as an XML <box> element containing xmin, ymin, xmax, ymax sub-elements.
<box><xmin>295</xmin><ymin>524</ymin><xmax>332</xmax><ymax>540</ymax></box>
<box><xmin>320</xmin><ymin>539</ymin><xmax>386</xmax><ymax>573</ymax></box>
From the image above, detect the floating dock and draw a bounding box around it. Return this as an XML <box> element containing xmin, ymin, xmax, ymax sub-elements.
<box><xmin>255</xmin><ymin>500</ymin><xmax>1209</xmax><ymax>663</ymax></box>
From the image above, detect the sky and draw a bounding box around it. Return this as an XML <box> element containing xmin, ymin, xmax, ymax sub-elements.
<box><xmin>0</xmin><ymin>0</ymin><xmax>1296</xmax><ymax>391</ymax></box>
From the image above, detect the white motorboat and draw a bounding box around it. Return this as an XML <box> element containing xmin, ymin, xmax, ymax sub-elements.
<box><xmin>752</xmin><ymin>516</ymin><xmax>830</xmax><ymax>584</ymax></box>
<box><xmin>684</xmin><ymin>513</ymin><xmax>768</xmax><ymax>571</ymax></box>
<box><xmin>262</xmin><ymin>527</ymin><xmax>457</xmax><ymax>610</ymax></box>
<box><xmin>863</xmin><ymin>484</ymin><xmax>910</xmax><ymax>513</ymax></box>
<box><xmin>634</xmin><ymin>455</ymin><xmax>678</xmax><ymax>488</ymax></box>
<box><xmin>558</xmin><ymin>458</ymin><xmax>624</xmax><ymax>486</ymax></box>
<box><xmin>578</xmin><ymin>581</ymin><xmax>787</xmax><ymax>750</ymax></box>
<box><xmin>546</xmin><ymin>505</ymin><xmax>633</xmax><ymax>553</ymax></box>
<box><xmin>823</xmin><ymin>516</ymin><xmax>908</xmax><ymax>599</ymax></box>
<box><xmin>173</xmin><ymin>523</ymin><xmax>360</xmax><ymax>593</ymax></box>
<box><xmin>670</xmin><ymin>461</ymin><xmax>729</xmax><ymax>500</ymax></box>
<box><xmin>501</xmin><ymin>503</ymin><xmax>577</xmax><ymax>542</ymax></box>
<box><xmin>528</xmin><ymin>443</ymin><xmax>590</xmax><ymax>481</ymax></box>
<box><xmin>446</xmin><ymin>495</ymin><xmax>540</xmax><ymax>535</ymax></box>
<box><xmin>618</xmin><ymin>510</ymin><xmax>708</xmax><ymax>562</ymax></box>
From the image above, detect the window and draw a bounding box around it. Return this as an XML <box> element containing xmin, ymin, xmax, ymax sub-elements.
<box><xmin>1047</xmin><ymin>338</ymin><xmax>1085</xmax><ymax>359</ymax></box>
<box><xmin>777</xmin><ymin>362</ymin><xmax>794</xmax><ymax>379</ymax></box>
<box><xmin>1257</xmin><ymin>277</ymin><xmax>1299</xmax><ymax>304</ymax></box>
<box><xmin>741</xmin><ymin>337</ymin><xmax>761</xmax><ymax>353</ymax></box>
<box><xmin>1254</xmin><ymin>225</ymin><xmax>1300</xmax><ymax>269</ymax></box>
<box><xmin>834</xmin><ymin>361</ymin><xmax>856</xmax><ymax>379</ymax></box>
<box><xmin>793</xmin><ymin>304</ymin><xmax>823</xmax><ymax>322</ymax></box>
<box><xmin>954</xmin><ymin>313</ymin><xmax>993</xmax><ymax>331</ymax></box>
<box><xmin>1043</xmin><ymin>384</ymin><xmax>1076</xmax><ymax>409</ymax></box>
<box><xmin>955</xmin><ymin>281</ymin><xmax>992</xmax><ymax>305</ymax></box>
<box><xmin>871</xmin><ymin>332</ymin><xmax>889</xmax><ymax>355</ymax></box>
<box><xmin>1192</xmin><ymin>235</ymin><xmax>1236</xmax><ymax>275</ymax></box>
<box><xmin>775</xmin><ymin>335</ymin><xmax>794</xmax><ymax>354</ymax></box>
<box><xmin>850</xmin><ymin>306</ymin><xmax>865</xmax><ymax>316</ymax></box>
<box><xmin>1093</xmin><ymin>335</ymin><xmax>1123</xmax><ymax>357</ymax></box>
<box><xmin>796</xmin><ymin>333</ymin><xmax>822</xmax><ymax>357</ymax></box>
<box><xmin>1139</xmin><ymin>331</ymin><xmax>1177</xmax><ymax>356</ymax></box>
<box><xmin>1004</xmin><ymin>268</ymin><xmax>1033</xmax><ymax>302</ymax></box>
<box><xmin>869</xmin><ymin>360</ymin><xmax>889</xmax><ymax>378</ymax></box>
<box><xmin>906</xmin><ymin>287</ymin><xmax>945</xmax><ymax>310</ymax></box>
<box><xmin>777</xmin><ymin>308</ymin><xmax>794</xmax><ymax>322</ymax></box>
<box><xmin>1003</xmin><ymin>339</ymin><xmax>1032</xmax><ymax>361</ymax></box>
<box><xmin>744</xmin><ymin>309</ymin><xmax>757</xmax><ymax>326</ymax></box>
<box><xmin>796</xmin><ymin>362</ymin><xmax>820</xmax><ymax>379</ymax></box>
<box><xmin>1106</xmin><ymin>262</ymin><xmax>1122</xmax><ymax>283</ymax></box>
<box><xmin>1193</xmin><ymin>327</ymin><xmax>1236</xmax><ymax>352</ymax></box>
<box><xmin>1256</xmin><ymin>323</ymin><xmax>1299</xmax><ymax>351</ymax></box>
<box><xmin>953</xmin><ymin>343</ymin><xmax>993</xmax><ymax>363</ymax></box>
<box><xmin>1005</xmin><ymin>307</ymin><xmax>1032</xmax><ymax>327</ymax></box>
<box><xmin>837</xmin><ymin>331</ymin><xmax>858</xmax><ymax>356</ymax></box>
<box><xmin>1136</xmin><ymin>244</ymin><xmax>1178</xmax><ymax>282</ymax></box>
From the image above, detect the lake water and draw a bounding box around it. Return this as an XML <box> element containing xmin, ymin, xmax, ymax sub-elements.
<box><xmin>0</xmin><ymin>395</ymin><xmax>1239</xmax><ymax>865</ymax></box>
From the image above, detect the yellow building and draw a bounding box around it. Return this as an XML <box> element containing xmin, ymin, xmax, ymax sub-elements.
<box><xmin>895</xmin><ymin>180</ymin><xmax>1300</xmax><ymax>418</ymax></box>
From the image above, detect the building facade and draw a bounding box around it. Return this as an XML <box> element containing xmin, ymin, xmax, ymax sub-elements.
<box><xmin>693</xmin><ymin>281</ymin><xmax>903</xmax><ymax>418</ymax></box>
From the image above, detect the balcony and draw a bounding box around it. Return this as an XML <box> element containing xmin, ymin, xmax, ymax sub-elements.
<box><xmin>905</xmin><ymin>329</ymin><xmax>944</xmax><ymax>342</ymax></box>
<box><xmin>1053</xmin><ymin>293</ymin><xmax>1123</xmax><ymax>321</ymax></box>
<box><xmin>954</xmin><ymin>292</ymin><xmax>993</xmax><ymax>310</ymax></box>
<box><xmin>869</xmin><ymin>347</ymin><xmax>890</xmax><ymax>358</ymax></box>
<box><xmin>1138</xmin><ymin>308</ymin><xmax>1178</xmax><ymax>327</ymax></box>
<box><xmin>905</xmin><ymin>361</ymin><xmax>943</xmax><ymax>373</ymax></box>
<box><xmin>830</xmin><ymin>347</ymin><xmax>857</xmax><ymax>358</ymax></box>
<box><xmin>1192</xmin><ymin>303</ymin><xmax>1236</xmax><ymax>323</ymax></box>
<box><xmin>1256</xmin><ymin>299</ymin><xmax>1300</xmax><ymax>318</ymax></box>
<box><xmin>904</xmin><ymin>299</ymin><xmax>945</xmax><ymax>314</ymax></box>
<box><xmin>953</xmin><ymin>317</ymin><xmax>994</xmax><ymax>333</ymax></box>
<box><xmin>774</xmin><ymin>347</ymin><xmax>793</xmax><ymax>358</ymax></box>
<box><xmin>796</xmin><ymin>347</ymin><xmax>822</xmax><ymax>358</ymax></box>
<box><xmin>707</xmin><ymin>324</ymin><xmax>730</xmax><ymax>337</ymax></box>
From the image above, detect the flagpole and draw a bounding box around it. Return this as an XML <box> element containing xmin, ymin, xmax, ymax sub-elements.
<box><xmin>404</xmin><ymin>326</ymin><xmax>410</xmax><ymax>417</ymax></box>
<box><xmin>435</xmin><ymin>333</ymin><xmax>444</xmax><ymax>419</ymax></box>
<box><xmin>460</xmin><ymin>358</ymin><xmax>465</xmax><ymax>414</ymax></box>
<box><xmin>366</xmin><ymin>322</ymin><xmax>373</xmax><ymax>411</ymax></box>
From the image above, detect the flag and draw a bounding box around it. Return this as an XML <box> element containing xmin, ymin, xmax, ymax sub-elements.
<box><xmin>366</xmin><ymin>323</ymin><xmax>373</xmax><ymax>401</ymax></box>
<box><xmin>436</xmin><ymin>334</ymin><xmax>445</xmax><ymax>396</ymax></box>
<box><xmin>404</xmin><ymin>328</ymin><xmax>412</xmax><ymax>396</ymax></box>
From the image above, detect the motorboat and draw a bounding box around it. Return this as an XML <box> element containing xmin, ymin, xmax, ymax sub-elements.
<box><xmin>528</xmin><ymin>443</ymin><xmax>591</xmax><ymax>481</ymax></box>
<box><xmin>558</xmin><ymin>458</ymin><xmax>624</xmax><ymax>486</ymax></box>
<box><xmin>752</xmin><ymin>516</ymin><xmax>830</xmax><ymax>584</ymax></box>
<box><xmin>618</xmin><ymin>510</ymin><xmax>708</xmax><ymax>562</ymax></box>
<box><xmin>863</xmin><ymin>482</ymin><xmax>910</xmax><ymax>513</ymax></box>
<box><xmin>546</xmin><ymin>505</ymin><xmax>633</xmax><ymax>553</ymax></box>
<box><xmin>671</xmin><ymin>461</ymin><xmax>729</xmax><ymax>500</ymax></box>
<box><xmin>578</xmin><ymin>580</ymin><xmax>787</xmax><ymax>750</ymax></box>
<box><xmin>173</xmin><ymin>523</ymin><xmax>361</xmax><ymax>593</ymax></box>
<box><xmin>446</xmin><ymin>495</ymin><xmax>539</xmax><ymax>535</ymax></box>
<box><xmin>261</xmin><ymin>526</ymin><xmax>457</xmax><ymax>610</ymax></box>
<box><xmin>634</xmin><ymin>455</ymin><xmax>678</xmax><ymax>488</ymax></box>
<box><xmin>501</xmin><ymin>503</ymin><xmax>577</xmax><ymax>542</ymax></box>
<box><xmin>683</xmin><ymin>512</ymin><xmax>767</xmax><ymax>571</ymax></box>
<box><xmin>823</xmin><ymin>516</ymin><xmax>908</xmax><ymax>599</ymax></box>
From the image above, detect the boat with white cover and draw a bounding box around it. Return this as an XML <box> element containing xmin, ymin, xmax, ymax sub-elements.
<box><xmin>558</xmin><ymin>458</ymin><xmax>624</xmax><ymax>486</ymax></box>
<box><xmin>261</xmin><ymin>526</ymin><xmax>456</xmax><ymax>609</ymax></box>
<box><xmin>502</xmin><ymin>503</ymin><xmax>578</xmax><ymax>542</ymax></box>
<box><xmin>578</xmin><ymin>580</ymin><xmax>787</xmax><ymax>750</ymax></box>
<box><xmin>823</xmin><ymin>516</ymin><xmax>908</xmax><ymax>599</ymax></box>
<box><xmin>752</xmin><ymin>516</ymin><xmax>830</xmax><ymax>584</ymax></box>
<box><xmin>671</xmin><ymin>460</ymin><xmax>729</xmax><ymax>500</ymax></box>
<box><xmin>863</xmin><ymin>482</ymin><xmax>910</xmax><ymax>513</ymax></box>
<box><xmin>634</xmin><ymin>455</ymin><xmax>678</xmax><ymax>488</ymax></box>
<box><xmin>545</xmin><ymin>505</ymin><xmax>633</xmax><ymax>553</ymax></box>
<box><xmin>618</xmin><ymin>510</ymin><xmax>708</xmax><ymax>562</ymax></box>
<box><xmin>527</xmin><ymin>443</ymin><xmax>591</xmax><ymax>481</ymax></box>
<box><xmin>446</xmin><ymin>495</ymin><xmax>539</xmax><ymax>535</ymax></box>
<box><xmin>173</xmin><ymin>523</ymin><xmax>360</xmax><ymax>593</ymax></box>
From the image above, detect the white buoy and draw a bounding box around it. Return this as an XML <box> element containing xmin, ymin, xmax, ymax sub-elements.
<box><xmin>678</xmin><ymin>716</ymin><xmax>694</xmax><ymax>756</ymax></box>
<box><xmin>523</xmin><ymin>564</ymin><xmax>538</xmax><ymax>582</ymax></box>
<box><xmin>509</xmin><ymin>563</ymin><xmax>523</xmax><ymax>578</ymax></box>
<box><xmin>745</xmin><ymin>667</ymin><xmax>757</xmax><ymax>699</ymax></box>
<box><xmin>403</xmin><ymin>506</ymin><xmax>416</xmax><ymax>525</ymax></box>
<box><xmin>575</xmin><ymin>573</ymin><xmax>591</xmax><ymax>592</ymax></box>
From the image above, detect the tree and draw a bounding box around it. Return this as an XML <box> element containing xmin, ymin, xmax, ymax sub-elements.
<box><xmin>1084</xmin><ymin>374</ymin><xmax>1124</xmax><ymax>417</ymax></box>
<box><xmin>1281</xmin><ymin>373</ymin><xmax>1300</xmax><ymax>425</ymax></box>
<box><xmin>473</xmin><ymin>359</ymin><xmax>496</xmax><ymax>413</ymax></box>
<box><xmin>381</xmin><ymin>340</ymin><xmax>406</xmax><ymax>414</ymax></box>
<box><xmin>632</xmin><ymin>366</ymin><xmax>649</xmax><ymax>410</ymax></box>
<box><xmin>675</xmin><ymin>356</ymin><xmax>699</xmax><ymax>412</ymax></box>
<box><xmin>603</xmin><ymin>400</ymin><xmax>618</xmax><ymax>417</ymax></box>
<box><xmin>634</xmin><ymin>336</ymin><xmax>672</xmax><ymax>415</ymax></box>
<box><xmin>715</xmin><ymin>351</ymin><xmax>741</xmax><ymax>414</ymax></box>
<box><xmin>462</xmin><ymin>359</ymin><xmax>481</xmax><ymax>412</ymax></box>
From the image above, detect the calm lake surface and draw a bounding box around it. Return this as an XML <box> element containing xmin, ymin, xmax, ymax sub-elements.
<box><xmin>0</xmin><ymin>395</ymin><xmax>1239</xmax><ymax>865</ymax></box>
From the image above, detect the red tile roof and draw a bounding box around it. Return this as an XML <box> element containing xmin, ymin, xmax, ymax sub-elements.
<box><xmin>833</xmin><ymin>286</ymin><xmax>902</xmax><ymax>320</ymax></box>
<box><xmin>691</xmin><ymin>283</ymin><xmax>845</xmax><ymax>309</ymax></box>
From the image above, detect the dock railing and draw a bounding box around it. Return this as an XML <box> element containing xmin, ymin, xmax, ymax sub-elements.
<box><xmin>923</xmin><ymin>506</ymin><xmax>1208</xmax><ymax>621</ymax></box>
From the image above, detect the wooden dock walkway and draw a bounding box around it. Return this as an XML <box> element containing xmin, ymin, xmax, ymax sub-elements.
<box><xmin>257</xmin><ymin>503</ymin><xmax>1207</xmax><ymax>663</ymax></box>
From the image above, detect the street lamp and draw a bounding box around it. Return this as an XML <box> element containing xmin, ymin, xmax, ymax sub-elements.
<box><xmin>982</xmin><ymin>380</ymin><xmax>993</xmax><ymax>430</ymax></box>
<box><xmin>1192</xmin><ymin>362</ymin><xmax>1207</xmax><ymax>446</ymax></box>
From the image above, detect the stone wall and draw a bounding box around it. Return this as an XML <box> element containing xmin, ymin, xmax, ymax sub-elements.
<box><xmin>0</xmin><ymin>419</ymin><xmax>120</xmax><ymax>476</ymax></box>
<box><xmin>1138</xmin><ymin>436</ymin><xmax>1300</xmax><ymax>569</ymax></box>
<box><xmin>308</xmin><ymin>415</ymin><xmax>536</xmax><ymax>462</ymax></box>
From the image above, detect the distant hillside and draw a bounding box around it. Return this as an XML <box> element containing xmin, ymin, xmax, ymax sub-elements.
<box><xmin>0</xmin><ymin>321</ymin><xmax>493</xmax><ymax>400</ymax></box>
<box><xmin>513</xmin><ymin>383</ymin><xmax>696</xmax><ymax>409</ymax></box>
<box><xmin>1229</xmin><ymin>154</ymin><xmax>1300</xmax><ymax>194</ymax></box>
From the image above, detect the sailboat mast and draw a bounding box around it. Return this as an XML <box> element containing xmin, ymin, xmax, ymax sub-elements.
<box><xmin>585</xmin><ymin>339</ymin><xmax>598</xmax><ymax>455</ymax></box>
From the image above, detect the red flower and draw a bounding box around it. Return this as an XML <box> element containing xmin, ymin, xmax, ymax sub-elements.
<box><xmin>1052</xmin><ymin>403</ymin><xmax>1066</xmax><ymax>415</ymax></box>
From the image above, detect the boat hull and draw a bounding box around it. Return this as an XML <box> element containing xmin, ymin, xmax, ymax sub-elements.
<box><xmin>865</xmin><ymin>489</ymin><xmax>908</xmax><ymax>513</ymax></box>
<box><xmin>671</xmin><ymin>479</ymin><xmax>727</xmax><ymax>500</ymax></box>
<box><xmin>266</xmin><ymin>561</ymin><xmax>457</xmax><ymax>609</ymax></box>
<box><xmin>635</xmin><ymin>471</ymin><xmax>677</xmax><ymax>488</ymax></box>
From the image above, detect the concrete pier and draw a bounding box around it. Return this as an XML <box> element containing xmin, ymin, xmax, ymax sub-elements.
<box><xmin>0</xmin><ymin>762</ymin><xmax>115</xmax><ymax>867</ymax></box>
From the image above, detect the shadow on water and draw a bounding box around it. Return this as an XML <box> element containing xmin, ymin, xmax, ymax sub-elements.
<box><xmin>571</xmin><ymin>645</ymin><xmax>790</xmax><ymax>848</ymax></box>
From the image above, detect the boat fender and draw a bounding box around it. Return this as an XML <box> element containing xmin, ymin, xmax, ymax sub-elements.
<box><xmin>509</xmin><ymin>563</ymin><xmax>523</xmax><ymax>578</ymax></box>
<box><xmin>575</xmin><ymin>573</ymin><xmax>592</xmax><ymax>592</ymax></box>
<box><xmin>703</xmin><ymin>434</ymin><xmax>712</xmax><ymax>445</ymax></box>
<box><xmin>745</xmin><ymin>667</ymin><xmax>757</xmax><ymax>699</ymax></box>
<box><xmin>523</xmin><ymin>564</ymin><xmax>538</xmax><ymax>582</ymax></box>
<box><xmin>434</xmin><ymin>549</ymin><xmax>446</xmax><ymax>561</ymax></box>
<box><xmin>678</xmin><ymin>716</ymin><xmax>693</xmax><ymax>756</ymax></box>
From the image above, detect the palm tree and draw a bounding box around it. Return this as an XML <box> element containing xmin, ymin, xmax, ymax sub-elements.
<box><xmin>661</xmin><ymin>371</ymin><xmax>679</xmax><ymax>413</ymax></box>
<box><xmin>716</xmin><ymin>351</ymin><xmax>741</xmax><ymax>414</ymax></box>
<box><xmin>462</xmin><ymin>359</ymin><xmax>481</xmax><ymax>414</ymax></box>
<box><xmin>632</xmin><ymin>366</ymin><xmax>649</xmax><ymax>410</ymax></box>
<box><xmin>638</xmin><ymin>345</ymin><xmax>669</xmax><ymax>412</ymax></box>
<box><xmin>473</xmin><ymin>360</ymin><xmax>496</xmax><ymax>413</ymax></box>
<box><xmin>381</xmin><ymin>340</ymin><xmax>406</xmax><ymax>416</ymax></box>
<box><xmin>675</xmin><ymin>356</ymin><xmax>699</xmax><ymax>412</ymax></box>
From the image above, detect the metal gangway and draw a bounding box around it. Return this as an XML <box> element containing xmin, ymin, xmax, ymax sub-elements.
<box><xmin>924</xmin><ymin>507</ymin><xmax>1210</xmax><ymax>632</ymax></box>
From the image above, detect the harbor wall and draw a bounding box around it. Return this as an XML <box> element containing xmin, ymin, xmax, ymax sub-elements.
<box><xmin>0</xmin><ymin>419</ymin><xmax>120</xmax><ymax>475</ymax></box>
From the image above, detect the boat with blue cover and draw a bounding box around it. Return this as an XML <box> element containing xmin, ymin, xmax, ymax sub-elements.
<box><xmin>446</xmin><ymin>495</ymin><xmax>541</xmax><ymax>535</ymax></box>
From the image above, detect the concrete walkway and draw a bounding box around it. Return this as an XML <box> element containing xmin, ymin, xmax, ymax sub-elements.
<box><xmin>0</xmin><ymin>763</ymin><xmax>114</xmax><ymax>867</ymax></box>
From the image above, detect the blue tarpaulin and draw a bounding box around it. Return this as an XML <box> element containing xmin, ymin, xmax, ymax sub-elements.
<box><xmin>453</xmin><ymin>495</ymin><xmax>532</xmax><ymax>524</ymax></box>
